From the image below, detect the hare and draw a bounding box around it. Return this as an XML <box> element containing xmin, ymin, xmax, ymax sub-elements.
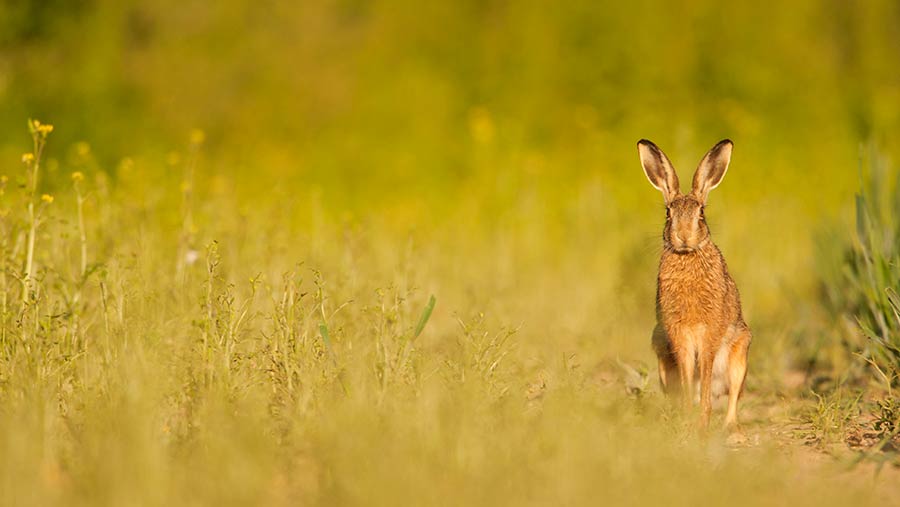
<box><xmin>637</xmin><ymin>139</ymin><xmax>751</xmax><ymax>428</ymax></box>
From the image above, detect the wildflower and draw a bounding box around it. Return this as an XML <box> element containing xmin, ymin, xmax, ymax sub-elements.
<box><xmin>71</xmin><ymin>171</ymin><xmax>85</xmax><ymax>182</ymax></box>
<box><xmin>0</xmin><ymin>175</ymin><xmax>7</xmax><ymax>184</ymax></box>
<box><xmin>41</xmin><ymin>194</ymin><xmax>54</xmax><ymax>204</ymax></box>
<box><xmin>189</xmin><ymin>129</ymin><xmax>205</xmax><ymax>146</ymax></box>
<box><xmin>22</xmin><ymin>153</ymin><xmax>35</xmax><ymax>164</ymax></box>
<box><xmin>29</xmin><ymin>119</ymin><xmax>53</xmax><ymax>137</ymax></box>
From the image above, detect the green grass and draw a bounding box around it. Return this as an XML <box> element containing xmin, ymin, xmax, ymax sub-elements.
<box><xmin>2</xmin><ymin>1</ymin><xmax>900</xmax><ymax>504</ymax></box>
<box><xmin>814</xmin><ymin>145</ymin><xmax>900</xmax><ymax>381</ymax></box>
<box><xmin>0</xmin><ymin>119</ymin><xmax>894</xmax><ymax>506</ymax></box>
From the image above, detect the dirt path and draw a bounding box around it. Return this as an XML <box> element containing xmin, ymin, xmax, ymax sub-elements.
<box><xmin>732</xmin><ymin>387</ymin><xmax>900</xmax><ymax>502</ymax></box>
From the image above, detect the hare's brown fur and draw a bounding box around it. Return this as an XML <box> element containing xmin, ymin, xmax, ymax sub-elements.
<box><xmin>638</xmin><ymin>139</ymin><xmax>751</xmax><ymax>428</ymax></box>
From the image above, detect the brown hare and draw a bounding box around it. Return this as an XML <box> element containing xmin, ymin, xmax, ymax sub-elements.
<box><xmin>637</xmin><ymin>139</ymin><xmax>751</xmax><ymax>429</ymax></box>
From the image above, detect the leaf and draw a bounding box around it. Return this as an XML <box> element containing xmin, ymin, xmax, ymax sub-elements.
<box><xmin>319</xmin><ymin>322</ymin><xmax>333</xmax><ymax>354</ymax></box>
<box><xmin>856</xmin><ymin>193</ymin><xmax>870</xmax><ymax>258</ymax></box>
<box><xmin>413</xmin><ymin>295</ymin><xmax>436</xmax><ymax>339</ymax></box>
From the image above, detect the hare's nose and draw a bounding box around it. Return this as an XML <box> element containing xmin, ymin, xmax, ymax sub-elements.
<box><xmin>673</xmin><ymin>232</ymin><xmax>684</xmax><ymax>244</ymax></box>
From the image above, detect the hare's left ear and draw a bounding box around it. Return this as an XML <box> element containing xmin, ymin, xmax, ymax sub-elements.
<box><xmin>691</xmin><ymin>139</ymin><xmax>733</xmax><ymax>203</ymax></box>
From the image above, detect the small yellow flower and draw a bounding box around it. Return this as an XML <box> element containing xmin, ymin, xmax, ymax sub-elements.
<box><xmin>30</xmin><ymin>119</ymin><xmax>53</xmax><ymax>137</ymax></box>
<box><xmin>0</xmin><ymin>175</ymin><xmax>7</xmax><ymax>184</ymax></box>
<box><xmin>71</xmin><ymin>171</ymin><xmax>85</xmax><ymax>182</ymax></box>
<box><xmin>41</xmin><ymin>194</ymin><xmax>54</xmax><ymax>204</ymax></box>
<box><xmin>22</xmin><ymin>153</ymin><xmax>35</xmax><ymax>164</ymax></box>
<box><xmin>189</xmin><ymin>128</ymin><xmax>205</xmax><ymax>146</ymax></box>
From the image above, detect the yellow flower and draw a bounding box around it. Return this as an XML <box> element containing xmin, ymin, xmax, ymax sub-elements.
<box><xmin>41</xmin><ymin>194</ymin><xmax>54</xmax><ymax>204</ymax></box>
<box><xmin>189</xmin><ymin>128</ymin><xmax>206</xmax><ymax>146</ymax></box>
<box><xmin>71</xmin><ymin>171</ymin><xmax>85</xmax><ymax>182</ymax></box>
<box><xmin>0</xmin><ymin>175</ymin><xmax>7</xmax><ymax>184</ymax></box>
<box><xmin>30</xmin><ymin>119</ymin><xmax>53</xmax><ymax>137</ymax></box>
<box><xmin>22</xmin><ymin>153</ymin><xmax>35</xmax><ymax>164</ymax></box>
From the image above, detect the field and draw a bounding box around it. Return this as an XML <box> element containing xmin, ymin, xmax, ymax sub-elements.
<box><xmin>2</xmin><ymin>1</ymin><xmax>900</xmax><ymax>505</ymax></box>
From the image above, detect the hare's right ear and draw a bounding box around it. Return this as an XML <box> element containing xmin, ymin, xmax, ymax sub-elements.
<box><xmin>638</xmin><ymin>139</ymin><xmax>680</xmax><ymax>204</ymax></box>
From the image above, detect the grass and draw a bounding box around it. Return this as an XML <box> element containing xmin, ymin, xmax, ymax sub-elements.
<box><xmin>814</xmin><ymin>145</ymin><xmax>900</xmax><ymax>381</ymax></box>
<box><xmin>801</xmin><ymin>387</ymin><xmax>863</xmax><ymax>448</ymax></box>
<box><xmin>0</xmin><ymin>120</ymin><xmax>895</xmax><ymax>506</ymax></box>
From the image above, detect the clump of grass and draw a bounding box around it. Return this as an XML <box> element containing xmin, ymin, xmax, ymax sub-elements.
<box><xmin>816</xmin><ymin>146</ymin><xmax>900</xmax><ymax>383</ymax></box>
<box><xmin>799</xmin><ymin>386</ymin><xmax>862</xmax><ymax>448</ymax></box>
<box><xmin>871</xmin><ymin>397</ymin><xmax>900</xmax><ymax>449</ymax></box>
<box><xmin>443</xmin><ymin>312</ymin><xmax>517</xmax><ymax>397</ymax></box>
<box><xmin>363</xmin><ymin>285</ymin><xmax>434</xmax><ymax>395</ymax></box>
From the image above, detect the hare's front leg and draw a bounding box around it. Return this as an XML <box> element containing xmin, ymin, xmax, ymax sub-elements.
<box><xmin>724</xmin><ymin>327</ymin><xmax>751</xmax><ymax>427</ymax></box>
<box><xmin>698</xmin><ymin>348</ymin><xmax>716</xmax><ymax>429</ymax></box>
<box><xmin>652</xmin><ymin>325</ymin><xmax>678</xmax><ymax>395</ymax></box>
<box><xmin>673</xmin><ymin>342</ymin><xmax>696</xmax><ymax>409</ymax></box>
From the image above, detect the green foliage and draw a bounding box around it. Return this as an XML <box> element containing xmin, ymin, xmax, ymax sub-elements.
<box><xmin>817</xmin><ymin>146</ymin><xmax>900</xmax><ymax>380</ymax></box>
<box><xmin>0</xmin><ymin>117</ymin><xmax>886</xmax><ymax>505</ymax></box>
<box><xmin>801</xmin><ymin>387</ymin><xmax>863</xmax><ymax>448</ymax></box>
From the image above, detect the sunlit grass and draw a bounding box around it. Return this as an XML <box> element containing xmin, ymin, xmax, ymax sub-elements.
<box><xmin>1</xmin><ymin>4</ymin><xmax>900</xmax><ymax>504</ymax></box>
<box><xmin>0</xmin><ymin>120</ymin><xmax>895</xmax><ymax>505</ymax></box>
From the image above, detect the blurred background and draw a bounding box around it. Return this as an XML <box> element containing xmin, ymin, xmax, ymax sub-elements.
<box><xmin>3</xmin><ymin>0</ymin><xmax>900</xmax><ymax>372</ymax></box>
<box><xmin>3</xmin><ymin>1</ymin><xmax>898</xmax><ymax>187</ymax></box>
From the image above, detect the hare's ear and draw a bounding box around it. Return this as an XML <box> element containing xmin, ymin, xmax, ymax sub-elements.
<box><xmin>638</xmin><ymin>139</ymin><xmax>680</xmax><ymax>204</ymax></box>
<box><xmin>691</xmin><ymin>139</ymin><xmax>732</xmax><ymax>203</ymax></box>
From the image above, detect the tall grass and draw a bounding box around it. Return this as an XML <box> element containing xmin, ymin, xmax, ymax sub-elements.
<box><xmin>817</xmin><ymin>146</ymin><xmax>900</xmax><ymax>384</ymax></box>
<box><xmin>0</xmin><ymin>120</ymin><xmax>894</xmax><ymax>505</ymax></box>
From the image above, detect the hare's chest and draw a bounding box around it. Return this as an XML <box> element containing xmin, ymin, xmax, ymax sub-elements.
<box><xmin>657</xmin><ymin>260</ymin><xmax>726</xmax><ymax>325</ymax></box>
